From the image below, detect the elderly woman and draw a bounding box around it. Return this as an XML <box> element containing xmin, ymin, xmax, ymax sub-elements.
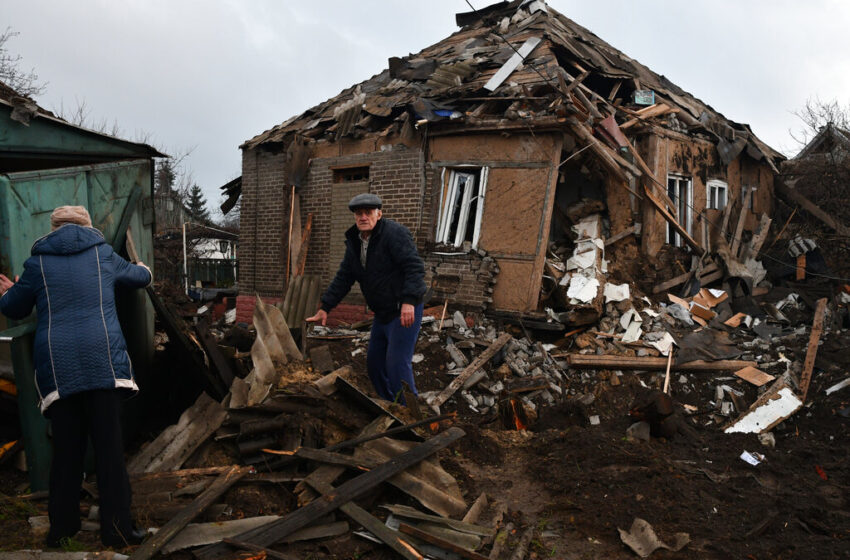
<box><xmin>0</xmin><ymin>206</ymin><xmax>151</xmax><ymax>548</ymax></box>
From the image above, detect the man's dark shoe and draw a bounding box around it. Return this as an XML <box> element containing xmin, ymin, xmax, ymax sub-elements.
<box><xmin>102</xmin><ymin>527</ymin><xmax>146</xmax><ymax>547</ymax></box>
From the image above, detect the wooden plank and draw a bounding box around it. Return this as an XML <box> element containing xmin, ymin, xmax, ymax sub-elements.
<box><xmin>622</xmin><ymin>139</ymin><xmax>678</xmax><ymax>215</ymax></box>
<box><xmin>399</xmin><ymin>523</ymin><xmax>489</xmax><ymax>560</ymax></box>
<box><xmin>428</xmin><ymin>334</ymin><xmax>513</xmax><ymax>410</ymax></box>
<box><xmin>484</xmin><ymin>37</ymin><xmax>541</xmax><ymax>91</ymax></box>
<box><xmin>564</xmin><ymin>354</ymin><xmax>757</xmax><ymax>372</ymax></box>
<box><xmin>730</xmin><ymin>188</ymin><xmax>752</xmax><ymax>257</ymax></box>
<box><xmin>295</xmin><ymin>213</ymin><xmax>313</xmax><ymax>276</ymax></box>
<box><xmin>222</xmin><ymin>538</ymin><xmax>299</xmax><ymax>560</ymax></box>
<box><xmin>383</xmin><ymin>505</ymin><xmax>495</xmax><ymax>537</ymax></box>
<box><xmin>796</xmin><ymin>254</ymin><xmax>807</xmax><ymax>281</ymax></box>
<box><xmin>195</xmin><ymin>318</ymin><xmax>235</xmax><ymax>388</ymax></box>
<box><xmin>306</xmin><ymin>480</ymin><xmax>423</xmax><ymax>560</ymax></box>
<box><xmin>619</xmin><ymin>103</ymin><xmax>675</xmax><ymax>129</ymax></box>
<box><xmin>747</xmin><ymin>213</ymin><xmax>772</xmax><ymax>257</ymax></box>
<box><xmin>194</xmin><ymin>428</ymin><xmax>465</xmax><ymax>559</ymax></box>
<box><xmin>734</xmin><ymin>366</ymin><xmax>775</xmax><ymax>387</ymax></box>
<box><xmin>652</xmin><ymin>263</ymin><xmax>719</xmax><ymax>294</ymax></box>
<box><xmin>643</xmin><ymin>184</ymin><xmax>705</xmax><ymax>256</ymax></box>
<box><xmin>604</xmin><ymin>224</ymin><xmax>638</xmax><ymax>247</ymax></box>
<box><xmin>799</xmin><ymin>298</ymin><xmax>828</xmax><ymax>402</ymax></box>
<box><xmin>129</xmin><ymin>465</ymin><xmax>252</xmax><ymax>560</ymax></box>
<box><xmin>775</xmin><ymin>180</ymin><xmax>850</xmax><ymax>236</ymax></box>
<box><xmin>462</xmin><ymin>493</ymin><xmax>488</xmax><ymax>525</ymax></box>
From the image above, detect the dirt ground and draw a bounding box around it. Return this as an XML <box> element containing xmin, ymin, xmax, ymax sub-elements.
<box><xmin>1</xmin><ymin>305</ymin><xmax>849</xmax><ymax>559</ymax></box>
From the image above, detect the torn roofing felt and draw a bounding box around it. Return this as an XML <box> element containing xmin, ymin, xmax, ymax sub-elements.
<box><xmin>241</xmin><ymin>0</ymin><xmax>784</xmax><ymax>171</ymax></box>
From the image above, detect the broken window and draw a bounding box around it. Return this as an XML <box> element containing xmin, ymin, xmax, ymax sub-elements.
<box><xmin>706</xmin><ymin>180</ymin><xmax>728</xmax><ymax>210</ymax></box>
<box><xmin>742</xmin><ymin>184</ymin><xmax>756</xmax><ymax>211</ymax></box>
<box><xmin>435</xmin><ymin>167</ymin><xmax>489</xmax><ymax>248</ymax></box>
<box><xmin>666</xmin><ymin>175</ymin><xmax>692</xmax><ymax>247</ymax></box>
<box><xmin>333</xmin><ymin>166</ymin><xmax>369</xmax><ymax>183</ymax></box>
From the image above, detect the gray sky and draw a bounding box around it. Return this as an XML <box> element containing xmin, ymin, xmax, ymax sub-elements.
<box><xmin>5</xmin><ymin>1</ymin><xmax>850</xmax><ymax>218</ymax></box>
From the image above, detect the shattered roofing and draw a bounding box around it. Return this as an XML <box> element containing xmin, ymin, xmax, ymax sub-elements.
<box><xmin>243</xmin><ymin>0</ymin><xmax>783</xmax><ymax>169</ymax></box>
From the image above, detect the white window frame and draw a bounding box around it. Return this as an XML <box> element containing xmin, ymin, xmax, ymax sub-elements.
<box><xmin>435</xmin><ymin>166</ymin><xmax>489</xmax><ymax>248</ymax></box>
<box><xmin>666</xmin><ymin>174</ymin><xmax>692</xmax><ymax>247</ymax></box>
<box><xmin>706</xmin><ymin>179</ymin><xmax>727</xmax><ymax>210</ymax></box>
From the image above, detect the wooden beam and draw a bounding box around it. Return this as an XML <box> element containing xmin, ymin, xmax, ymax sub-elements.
<box><xmin>775</xmin><ymin>180</ymin><xmax>850</xmax><ymax>236</ymax></box>
<box><xmin>619</xmin><ymin>103</ymin><xmax>676</xmax><ymax>129</ymax></box>
<box><xmin>194</xmin><ymin>428</ymin><xmax>465</xmax><ymax>559</ymax></box>
<box><xmin>731</xmin><ymin>188</ymin><xmax>752</xmax><ymax>257</ymax></box>
<box><xmin>604</xmin><ymin>224</ymin><xmax>639</xmax><ymax>247</ymax></box>
<box><xmin>563</xmin><ymin>354</ymin><xmax>757</xmax><ymax>372</ymax></box>
<box><xmin>129</xmin><ymin>465</ymin><xmax>252</xmax><ymax>560</ymax></box>
<box><xmin>399</xmin><ymin>523</ymin><xmax>489</xmax><ymax>560</ymax></box>
<box><xmin>643</xmin><ymin>184</ymin><xmax>705</xmax><ymax>255</ymax></box>
<box><xmin>296</xmin><ymin>213</ymin><xmax>314</xmax><ymax>276</ymax></box>
<box><xmin>652</xmin><ymin>263</ymin><xmax>719</xmax><ymax>294</ymax></box>
<box><xmin>195</xmin><ymin>318</ymin><xmax>235</xmax><ymax>388</ymax></box>
<box><xmin>222</xmin><ymin>538</ymin><xmax>300</xmax><ymax>560</ymax></box>
<box><xmin>428</xmin><ymin>334</ymin><xmax>512</xmax><ymax>410</ymax></box>
<box><xmin>799</xmin><ymin>298</ymin><xmax>828</xmax><ymax>402</ymax></box>
<box><xmin>306</xmin><ymin>480</ymin><xmax>423</xmax><ymax>560</ymax></box>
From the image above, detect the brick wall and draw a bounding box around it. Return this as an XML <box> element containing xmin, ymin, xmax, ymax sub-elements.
<box><xmin>235</xmin><ymin>295</ymin><xmax>370</xmax><ymax>327</ymax></box>
<box><xmin>240</xmin><ymin>147</ymin><xmax>289</xmax><ymax>297</ymax></box>
<box><xmin>424</xmin><ymin>250</ymin><xmax>498</xmax><ymax>311</ymax></box>
<box><xmin>239</xmin><ymin>139</ymin><xmax>495</xmax><ymax>311</ymax></box>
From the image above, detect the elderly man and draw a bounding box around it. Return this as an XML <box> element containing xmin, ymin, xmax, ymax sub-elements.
<box><xmin>0</xmin><ymin>206</ymin><xmax>151</xmax><ymax>548</ymax></box>
<box><xmin>307</xmin><ymin>193</ymin><xmax>426</xmax><ymax>403</ymax></box>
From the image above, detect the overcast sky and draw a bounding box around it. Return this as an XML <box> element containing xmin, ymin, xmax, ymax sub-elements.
<box><xmin>5</xmin><ymin>1</ymin><xmax>850</xmax><ymax>217</ymax></box>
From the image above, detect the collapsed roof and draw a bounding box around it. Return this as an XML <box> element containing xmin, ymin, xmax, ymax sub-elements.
<box><xmin>243</xmin><ymin>0</ymin><xmax>783</xmax><ymax>172</ymax></box>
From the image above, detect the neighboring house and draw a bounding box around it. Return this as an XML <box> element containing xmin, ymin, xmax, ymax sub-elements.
<box><xmin>236</xmin><ymin>0</ymin><xmax>783</xmax><ymax>322</ymax></box>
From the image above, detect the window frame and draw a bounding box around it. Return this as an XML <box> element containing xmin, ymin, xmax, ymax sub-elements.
<box><xmin>706</xmin><ymin>179</ymin><xmax>728</xmax><ymax>211</ymax></box>
<box><xmin>665</xmin><ymin>174</ymin><xmax>693</xmax><ymax>247</ymax></box>
<box><xmin>435</xmin><ymin>166</ymin><xmax>489</xmax><ymax>248</ymax></box>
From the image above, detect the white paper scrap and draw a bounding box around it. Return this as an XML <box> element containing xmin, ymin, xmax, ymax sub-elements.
<box><xmin>740</xmin><ymin>450</ymin><xmax>765</xmax><ymax>466</ymax></box>
<box><xmin>567</xmin><ymin>275</ymin><xmax>600</xmax><ymax>303</ymax></box>
<box><xmin>604</xmin><ymin>283</ymin><xmax>631</xmax><ymax>303</ymax></box>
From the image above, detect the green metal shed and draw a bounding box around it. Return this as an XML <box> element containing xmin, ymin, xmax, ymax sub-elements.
<box><xmin>0</xmin><ymin>91</ymin><xmax>163</xmax><ymax>491</ymax></box>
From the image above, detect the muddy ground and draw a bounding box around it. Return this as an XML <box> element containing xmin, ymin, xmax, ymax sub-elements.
<box><xmin>1</xmin><ymin>303</ymin><xmax>849</xmax><ymax>559</ymax></box>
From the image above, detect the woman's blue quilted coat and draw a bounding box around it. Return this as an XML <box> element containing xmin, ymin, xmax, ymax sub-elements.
<box><xmin>0</xmin><ymin>224</ymin><xmax>151</xmax><ymax>413</ymax></box>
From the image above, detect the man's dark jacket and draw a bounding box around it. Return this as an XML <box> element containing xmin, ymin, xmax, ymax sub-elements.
<box><xmin>321</xmin><ymin>218</ymin><xmax>426</xmax><ymax>323</ymax></box>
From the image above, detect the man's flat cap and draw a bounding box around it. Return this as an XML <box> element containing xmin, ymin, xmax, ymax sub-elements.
<box><xmin>348</xmin><ymin>193</ymin><xmax>383</xmax><ymax>211</ymax></box>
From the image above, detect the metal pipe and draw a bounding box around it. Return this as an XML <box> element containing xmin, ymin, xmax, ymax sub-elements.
<box><xmin>182</xmin><ymin>221</ymin><xmax>189</xmax><ymax>295</ymax></box>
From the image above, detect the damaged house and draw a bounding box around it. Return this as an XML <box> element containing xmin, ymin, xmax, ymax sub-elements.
<box><xmin>234</xmin><ymin>0</ymin><xmax>784</xmax><ymax>326</ymax></box>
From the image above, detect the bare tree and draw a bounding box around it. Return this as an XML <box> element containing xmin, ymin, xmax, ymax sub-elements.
<box><xmin>0</xmin><ymin>27</ymin><xmax>46</xmax><ymax>97</ymax></box>
<box><xmin>790</xmin><ymin>97</ymin><xmax>850</xmax><ymax>148</ymax></box>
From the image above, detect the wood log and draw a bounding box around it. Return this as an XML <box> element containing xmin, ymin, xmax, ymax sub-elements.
<box><xmin>563</xmin><ymin>354</ymin><xmax>757</xmax><ymax>372</ymax></box>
